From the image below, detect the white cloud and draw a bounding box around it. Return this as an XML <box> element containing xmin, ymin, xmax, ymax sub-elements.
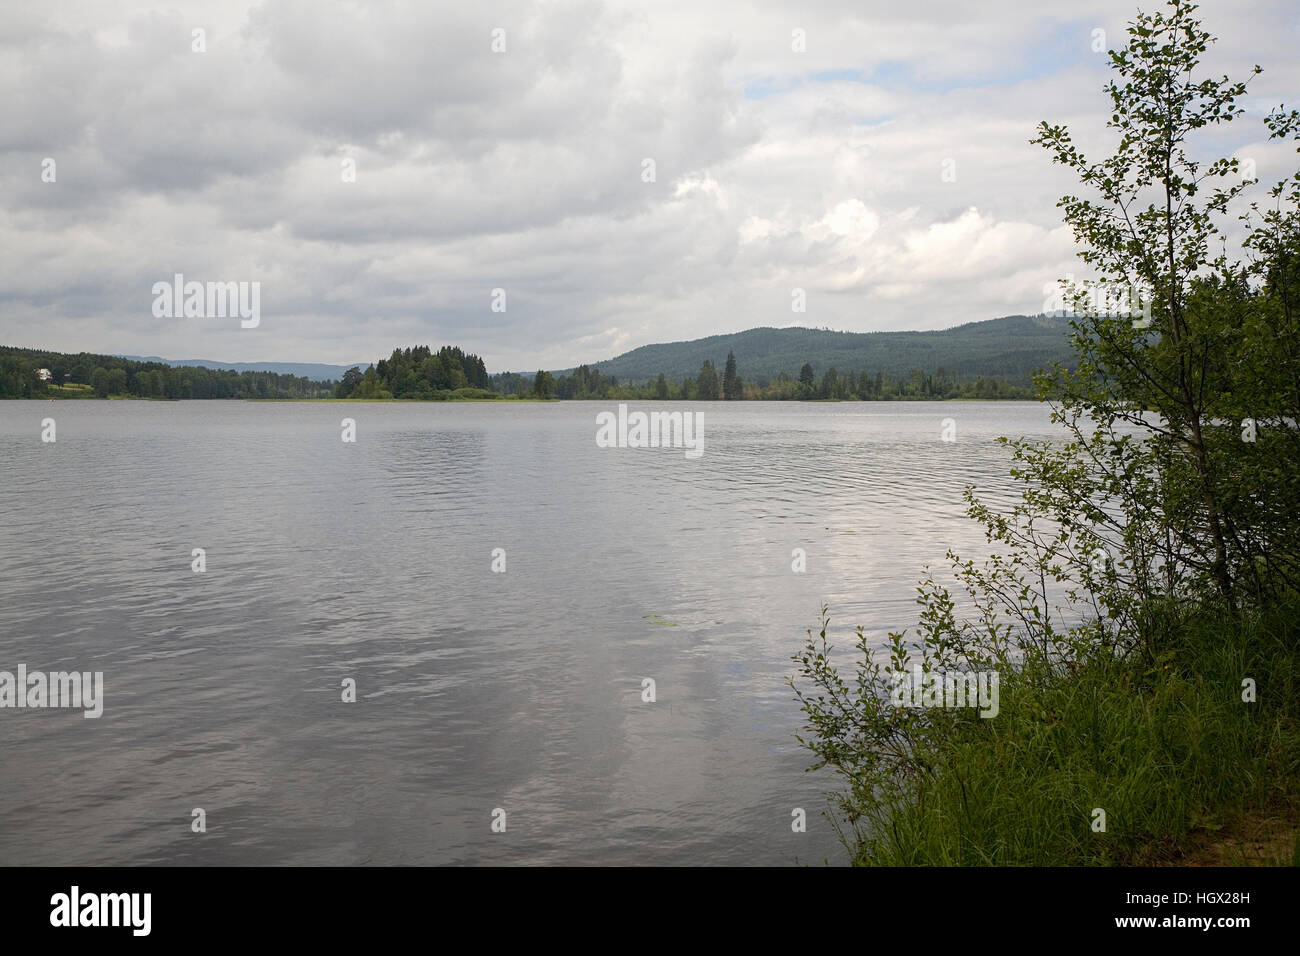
<box><xmin>0</xmin><ymin>0</ymin><xmax>1296</xmax><ymax>369</ymax></box>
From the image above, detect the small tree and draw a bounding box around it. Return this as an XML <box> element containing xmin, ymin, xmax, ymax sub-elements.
<box><xmin>821</xmin><ymin>367</ymin><xmax>839</xmax><ymax>400</ymax></box>
<box><xmin>335</xmin><ymin>366</ymin><xmax>363</xmax><ymax>399</ymax></box>
<box><xmin>697</xmin><ymin>360</ymin><xmax>720</xmax><ymax>400</ymax></box>
<box><xmin>722</xmin><ymin>351</ymin><xmax>741</xmax><ymax>400</ymax></box>
<box><xmin>798</xmin><ymin>362</ymin><xmax>816</xmax><ymax>399</ymax></box>
<box><xmin>1027</xmin><ymin>0</ymin><xmax>1300</xmax><ymax>613</ymax></box>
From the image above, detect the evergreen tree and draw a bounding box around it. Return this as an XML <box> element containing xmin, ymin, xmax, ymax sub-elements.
<box><xmin>797</xmin><ymin>362</ymin><xmax>816</xmax><ymax>399</ymax></box>
<box><xmin>697</xmin><ymin>360</ymin><xmax>720</xmax><ymax>400</ymax></box>
<box><xmin>722</xmin><ymin>351</ymin><xmax>740</xmax><ymax>400</ymax></box>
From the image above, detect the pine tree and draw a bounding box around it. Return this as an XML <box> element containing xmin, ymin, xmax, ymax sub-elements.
<box><xmin>697</xmin><ymin>360</ymin><xmax>720</xmax><ymax>400</ymax></box>
<box><xmin>722</xmin><ymin>351</ymin><xmax>740</xmax><ymax>400</ymax></box>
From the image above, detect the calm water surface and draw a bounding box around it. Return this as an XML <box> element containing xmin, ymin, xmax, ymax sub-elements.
<box><xmin>0</xmin><ymin>400</ymin><xmax>1057</xmax><ymax>865</ymax></box>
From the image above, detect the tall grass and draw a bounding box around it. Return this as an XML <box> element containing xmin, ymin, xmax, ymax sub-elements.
<box><xmin>832</xmin><ymin>603</ymin><xmax>1300</xmax><ymax>866</ymax></box>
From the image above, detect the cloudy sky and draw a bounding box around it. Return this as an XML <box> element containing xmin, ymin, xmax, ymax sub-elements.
<box><xmin>3</xmin><ymin>0</ymin><xmax>1298</xmax><ymax>372</ymax></box>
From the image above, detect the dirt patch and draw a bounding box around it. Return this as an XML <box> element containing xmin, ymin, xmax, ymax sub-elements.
<box><xmin>1167</xmin><ymin>800</ymin><xmax>1299</xmax><ymax>866</ymax></box>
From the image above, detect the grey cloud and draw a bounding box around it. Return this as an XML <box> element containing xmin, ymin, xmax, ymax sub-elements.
<box><xmin>0</xmin><ymin>0</ymin><xmax>1296</xmax><ymax>368</ymax></box>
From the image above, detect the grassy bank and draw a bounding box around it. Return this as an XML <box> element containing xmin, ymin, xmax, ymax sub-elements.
<box><xmin>42</xmin><ymin>383</ymin><xmax>98</xmax><ymax>399</ymax></box>
<box><xmin>825</xmin><ymin>602</ymin><xmax>1300</xmax><ymax>866</ymax></box>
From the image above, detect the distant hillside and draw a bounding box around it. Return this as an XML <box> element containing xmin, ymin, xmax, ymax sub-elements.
<box><xmin>1</xmin><ymin>345</ymin><xmax>333</xmax><ymax>399</ymax></box>
<box><xmin>119</xmin><ymin>356</ymin><xmax>364</xmax><ymax>382</ymax></box>
<box><xmin>570</xmin><ymin>315</ymin><xmax>1074</xmax><ymax>384</ymax></box>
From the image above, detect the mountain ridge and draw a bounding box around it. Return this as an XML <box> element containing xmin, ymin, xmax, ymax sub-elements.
<box><xmin>564</xmin><ymin>314</ymin><xmax>1074</xmax><ymax>383</ymax></box>
<box><xmin>23</xmin><ymin>313</ymin><xmax>1074</xmax><ymax>386</ymax></box>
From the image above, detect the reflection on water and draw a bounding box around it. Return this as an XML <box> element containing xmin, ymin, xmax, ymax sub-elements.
<box><xmin>0</xmin><ymin>399</ymin><xmax>1061</xmax><ymax>865</ymax></box>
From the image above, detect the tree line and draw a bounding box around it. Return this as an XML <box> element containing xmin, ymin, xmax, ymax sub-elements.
<box><xmin>490</xmin><ymin>350</ymin><xmax>1034</xmax><ymax>400</ymax></box>
<box><xmin>3</xmin><ymin>341</ymin><xmax>1035</xmax><ymax>402</ymax></box>
<box><xmin>0</xmin><ymin>347</ymin><xmax>331</xmax><ymax>399</ymax></box>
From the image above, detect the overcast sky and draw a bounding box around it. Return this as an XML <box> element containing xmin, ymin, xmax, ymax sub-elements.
<box><xmin>3</xmin><ymin>0</ymin><xmax>1298</xmax><ymax>371</ymax></box>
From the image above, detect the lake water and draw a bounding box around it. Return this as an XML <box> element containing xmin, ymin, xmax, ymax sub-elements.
<box><xmin>0</xmin><ymin>399</ymin><xmax>1057</xmax><ymax>865</ymax></box>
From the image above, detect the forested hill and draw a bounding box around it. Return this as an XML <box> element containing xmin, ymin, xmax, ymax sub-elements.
<box><xmin>119</xmin><ymin>356</ymin><xmax>362</xmax><ymax>382</ymax></box>
<box><xmin>3</xmin><ymin>314</ymin><xmax>1074</xmax><ymax>400</ymax></box>
<box><xmin>575</xmin><ymin>315</ymin><xmax>1074</xmax><ymax>384</ymax></box>
<box><xmin>0</xmin><ymin>346</ymin><xmax>333</xmax><ymax>399</ymax></box>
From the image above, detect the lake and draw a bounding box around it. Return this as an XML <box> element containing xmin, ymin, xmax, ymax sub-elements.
<box><xmin>0</xmin><ymin>399</ymin><xmax>1057</xmax><ymax>865</ymax></box>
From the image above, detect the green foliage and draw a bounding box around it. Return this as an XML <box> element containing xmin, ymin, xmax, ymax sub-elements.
<box><xmin>359</xmin><ymin>345</ymin><xmax>488</xmax><ymax>400</ymax></box>
<box><xmin>571</xmin><ymin>315</ymin><xmax>1076</xmax><ymax>385</ymax></box>
<box><xmin>791</xmin><ymin>0</ymin><xmax>1300</xmax><ymax>865</ymax></box>
<box><xmin>2</xmin><ymin>344</ymin><xmax>497</xmax><ymax>402</ymax></box>
<box><xmin>722</xmin><ymin>350</ymin><xmax>741</xmax><ymax>400</ymax></box>
<box><xmin>0</xmin><ymin>346</ymin><xmax>332</xmax><ymax>399</ymax></box>
<box><xmin>334</xmin><ymin>366</ymin><xmax>364</xmax><ymax>398</ymax></box>
<box><xmin>477</xmin><ymin>316</ymin><xmax>1064</xmax><ymax>401</ymax></box>
<box><xmin>533</xmin><ymin>363</ymin><xmax>617</xmax><ymax>400</ymax></box>
<box><xmin>1027</xmin><ymin>0</ymin><xmax>1300</xmax><ymax>611</ymax></box>
<box><xmin>501</xmin><ymin>353</ymin><xmax>1036</xmax><ymax>402</ymax></box>
<box><xmin>696</xmin><ymin>359</ymin><xmax>720</xmax><ymax>400</ymax></box>
<box><xmin>793</xmin><ymin>603</ymin><xmax>1300</xmax><ymax>865</ymax></box>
